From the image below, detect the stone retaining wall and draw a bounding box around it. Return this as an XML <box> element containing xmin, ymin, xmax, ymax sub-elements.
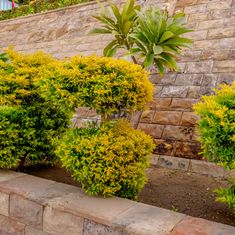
<box><xmin>0</xmin><ymin>0</ymin><xmax>234</xmax><ymax>160</ymax></box>
<box><xmin>0</xmin><ymin>169</ymin><xmax>234</xmax><ymax>234</ymax></box>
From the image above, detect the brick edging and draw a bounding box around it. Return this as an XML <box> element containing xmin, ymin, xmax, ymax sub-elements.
<box><xmin>150</xmin><ymin>155</ymin><xmax>233</xmax><ymax>178</ymax></box>
<box><xmin>0</xmin><ymin>170</ymin><xmax>234</xmax><ymax>234</ymax></box>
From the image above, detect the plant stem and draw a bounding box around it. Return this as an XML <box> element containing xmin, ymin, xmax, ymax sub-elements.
<box><xmin>124</xmin><ymin>41</ymin><xmax>138</xmax><ymax>65</ymax></box>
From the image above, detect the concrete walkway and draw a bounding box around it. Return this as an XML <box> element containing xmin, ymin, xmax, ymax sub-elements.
<box><xmin>0</xmin><ymin>170</ymin><xmax>234</xmax><ymax>234</ymax></box>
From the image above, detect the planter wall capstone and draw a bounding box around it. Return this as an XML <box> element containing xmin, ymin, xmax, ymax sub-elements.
<box><xmin>0</xmin><ymin>170</ymin><xmax>234</xmax><ymax>234</ymax></box>
<box><xmin>0</xmin><ymin>0</ymin><xmax>234</xmax><ymax>160</ymax></box>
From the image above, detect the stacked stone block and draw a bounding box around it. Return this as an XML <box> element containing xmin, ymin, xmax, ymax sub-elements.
<box><xmin>0</xmin><ymin>170</ymin><xmax>234</xmax><ymax>234</ymax></box>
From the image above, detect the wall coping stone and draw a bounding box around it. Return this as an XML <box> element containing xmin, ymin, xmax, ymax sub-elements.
<box><xmin>0</xmin><ymin>0</ymin><xmax>105</xmax><ymax>24</ymax></box>
<box><xmin>150</xmin><ymin>155</ymin><xmax>233</xmax><ymax>179</ymax></box>
<box><xmin>0</xmin><ymin>170</ymin><xmax>234</xmax><ymax>234</ymax></box>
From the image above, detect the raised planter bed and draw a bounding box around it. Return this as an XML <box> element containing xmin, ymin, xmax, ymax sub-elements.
<box><xmin>0</xmin><ymin>169</ymin><xmax>234</xmax><ymax>235</ymax></box>
<box><xmin>18</xmin><ymin>157</ymin><xmax>235</xmax><ymax>227</ymax></box>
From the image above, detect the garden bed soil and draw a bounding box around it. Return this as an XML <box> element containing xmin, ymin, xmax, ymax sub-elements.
<box><xmin>20</xmin><ymin>165</ymin><xmax>235</xmax><ymax>226</ymax></box>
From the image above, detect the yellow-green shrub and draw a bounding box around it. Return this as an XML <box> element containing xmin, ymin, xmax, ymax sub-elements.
<box><xmin>0</xmin><ymin>49</ymin><xmax>70</xmax><ymax>168</ymax></box>
<box><xmin>56</xmin><ymin>119</ymin><xmax>155</xmax><ymax>198</ymax></box>
<box><xmin>42</xmin><ymin>55</ymin><xmax>154</xmax><ymax>118</ymax></box>
<box><xmin>194</xmin><ymin>82</ymin><xmax>235</xmax><ymax>214</ymax></box>
<box><xmin>194</xmin><ymin>82</ymin><xmax>235</xmax><ymax>169</ymax></box>
<box><xmin>216</xmin><ymin>181</ymin><xmax>235</xmax><ymax>214</ymax></box>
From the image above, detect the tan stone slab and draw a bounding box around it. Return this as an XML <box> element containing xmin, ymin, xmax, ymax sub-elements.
<box><xmin>170</xmin><ymin>216</ymin><xmax>214</xmax><ymax>235</ymax></box>
<box><xmin>137</xmin><ymin>123</ymin><xmax>164</xmax><ymax>138</ymax></box>
<box><xmin>157</xmin><ymin>155</ymin><xmax>190</xmax><ymax>171</ymax></box>
<box><xmin>0</xmin><ymin>214</ymin><xmax>25</xmax><ymax>235</ymax></box>
<box><xmin>28</xmin><ymin>182</ymin><xmax>81</xmax><ymax>205</ymax></box>
<box><xmin>153</xmin><ymin>111</ymin><xmax>182</xmax><ymax>125</ymax></box>
<box><xmin>10</xmin><ymin>194</ymin><xmax>43</xmax><ymax>227</ymax></box>
<box><xmin>211</xmin><ymin>221</ymin><xmax>235</xmax><ymax>235</ymax></box>
<box><xmin>43</xmin><ymin>207</ymin><xmax>84</xmax><ymax>235</ymax></box>
<box><xmin>25</xmin><ymin>226</ymin><xmax>52</xmax><ymax>235</ymax></box>
<box><xmin>113</xmin><ymin>203</ymin><xmax>185</xmax><ymax>235</ymax></box>
<box><xmin>47</xmin><ymin>191</ymin><xmax>136</xmax><ymax>226</ymax></box>
<box><xmin>170</xmin><ymin>215</ymin><xmax>235</xmax><ymax>235</ymax></box>
<box><xmin>0</xmin><ymin>174</ymin><xmax>55</xmax><ymax>196</ymax></box>
<box><xmin>0</xmin><ymin>191</ymin><xmax>9</xmax><ymax>216</ymax></box>
<box><xmin>0</xmin><ymin>170</ymin><xmax>25</xmax><ymax>182</ymax></box>
<box><xmin>189</xmin><ymin>159</ymin><xmax>225</xmax><ymax>178</ymax></box>
<box><xmin>83</xmin><ymin>219</ymin><xmax>123</xmax><ymax>235</ymax></box>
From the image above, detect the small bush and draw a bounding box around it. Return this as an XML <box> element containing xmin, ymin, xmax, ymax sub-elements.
<box><xmin>0</xmin><ymin>49</ymin><xmax>70</xmax><ymax>168</ymax></box>
<box><xmin>194</xmin><ymin>82</ymin><xmax>235</xmax><ymax>214</ymax></box>
<box><xmin>57</xmin><ymin>119</ymin><xmax>155</xmax><ymax>198</ymax></box>
<box><xmin>42</xmin><ymin>55</ymin><xmax>153</xmax><ymax>118</ymax></box>
<box><xmin>194</xmin><ymin>82</ymin><xmax>235</xmax><ymax>169</ymax></box>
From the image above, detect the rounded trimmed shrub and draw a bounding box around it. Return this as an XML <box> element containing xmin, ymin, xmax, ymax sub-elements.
<box><xmin>42</xmin><ymin>55</ymin><xmax>154</xmax><ymax>117</ymax></box>
<box><xmin>56</xmin><ymin>119</ymin><xmax>155</xmax><ymax>199</ymax></box>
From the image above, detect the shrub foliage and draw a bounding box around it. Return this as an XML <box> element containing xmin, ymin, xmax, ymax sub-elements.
<box><xmin>0</xmin><ymin>49</ymin><xmax>70</xmax><ymax>168</ymax></box>
<box><xmin>57</xmin><ymin>119</ymin><xmax>155</xmax><ymax>198</ymax></box>
<box><xmin>42</xmin><ymin>55</ymin><xmax>153</xmax><ymax>119</ymax></box>
<box><xmin>194</xmin><ymin>82</ymin><xmax>235</xmax><ymax>170</ymax></box>
<box><xmin>194</xmin><ymin>82</ymin><xmax>235</xmax><ymax>214</ymax></box>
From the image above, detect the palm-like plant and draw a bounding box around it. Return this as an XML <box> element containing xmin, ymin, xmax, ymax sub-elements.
<box><xmin>131</xmin><ymin>8</ymin><xmax>192</xmax><ymax>74</ymax></box>
<box><xmin>90</xmin><ymin>0</ymin><xmax>140</xmax><ymax>63</ymax></box>
<box><xmin>90</xmin><ymin>0</ymin><xmax>192</xmax><ymax>75</ymax></box>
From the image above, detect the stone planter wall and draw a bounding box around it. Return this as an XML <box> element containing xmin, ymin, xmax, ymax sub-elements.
<box><xmin>0</xmin><ymin>170</ymin><xmax>234</xmax><ymax>234</ymax></box>
<box><xmin>0</xmin><ymin>0</ymin><xmax>234</xmax><ymax>160</ymax></box>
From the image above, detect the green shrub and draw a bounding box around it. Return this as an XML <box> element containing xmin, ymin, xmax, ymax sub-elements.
<box><xmin>194</xmin><ymin>82</ymin><xmax>235</xmax><ymax>170</ymax></box>
<box><xmin>0</xmin><ymin>49</ymin><xmax>70</xmax><ymax>168</ymax></box>
<box><xmin>42</xmin><ymin>55</ymin><xmax>153</xmax><ymax>120</ymax></box>
<box><xmin>194</xmin><ymin>82</ymin><xmax>235</xmax><ymax>214</ymax></box>
<box><xmin>57</xmin><ymin>119</ymin><xmax>155</xmax><ymax>198</ymax></box>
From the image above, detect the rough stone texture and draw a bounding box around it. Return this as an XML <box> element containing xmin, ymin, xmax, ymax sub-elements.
<box><xmin>25</xmin><ymin>226</ymin><xmax>52</xmax><ymax>235</ymax></box>
<box><xmin>114</xmin><ymin>204</ymin><xmax>186</xmax><ymax>235</ymax></box>
<box><xmin>10</xmin><ymin>194</ymin><xmax>43</xmax><ymax>227</ymax></box>
<box><xmin>0</xmin><ymin>170</ymin><xmax>25</xmax><ymax>182</ymax></box>
<box><xmin>189</xmin><ymin>159</ymin><xmax>225</xmax><ymax>177</ymax></box>
<box><xmin>83</xmin><ymin>219</ymin><xmax>122</xmax><ymax>235</ymax></box>
<box><xmin>47</xmin><ymin>191</ymin><xmax>135</xmax><ymax>226</ymax></box>
<box><xmin>0</xmin><ymin>1</ymin><xmax>234</xmax><ymax>160</ymax></box>
<box><xmin>137</xmin><ymin>123</ymin><xmax>164</xmax><ymax>138</ymax></box>
<box><xmin>0</xmin><ymin>191</ymin><xmax>9</xmax><ymax>217</ymax></box>
<box><xmin>0</xmin><ymin>174</ymin><xmax>55</xmax><ymax>196</ymax></box>
<box><xmin>157</xmin><ymin>155</ymin><xmax>190</xmax><ymax>171</ymax></box>
<box><xmin>150</xmin><ymin>156</ymin><xmax>229</xmax><ymax>178</ymax></box>
<box><xmin>43</xmin><ymin>207</ymin><xmax>84</xmax><ymax>235</ymax></box>
<box><xmin>0</xmin><ymin>214</ymin><xmax>25</xmax><ymax>235</ymax></box>
<box><xmin>170</xmin><ymin>216</ymin><xmax>235</xmax><ymax>235</ymax></box>
<box><xmin>170</xmin><ymin>216</ymin><xmax>214</xmax><ymax>235</ymax></box>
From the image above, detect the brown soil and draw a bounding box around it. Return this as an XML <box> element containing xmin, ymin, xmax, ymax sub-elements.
<box><xmin>21</xmin><ymin>165</ymin><xmax>235</xmax><ymax>226</ymax></box>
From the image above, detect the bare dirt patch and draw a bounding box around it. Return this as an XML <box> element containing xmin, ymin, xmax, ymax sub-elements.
<box><xmin>21</xmin><ymin>165</ymin><xmax>235</xmax><ymax>226</ymax></box>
